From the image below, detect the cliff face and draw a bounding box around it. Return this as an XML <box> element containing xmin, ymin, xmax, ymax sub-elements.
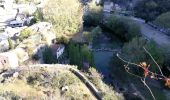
<box><xmin>0</xmin><ymin>64</ymin><xmax>124</xmax><ymax>100</ymax></box>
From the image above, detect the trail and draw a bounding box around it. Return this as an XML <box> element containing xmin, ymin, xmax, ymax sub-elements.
<box><xmin>130</xmin><ymin>17</ymin><xmax>170</xmax><ymax>47</ymax></box>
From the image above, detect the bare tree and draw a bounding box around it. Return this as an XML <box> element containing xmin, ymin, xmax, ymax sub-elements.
<box><xmin>117</xmin><ymin>47</ymin><xmax>170</xmax><ymax>100</ymax></box>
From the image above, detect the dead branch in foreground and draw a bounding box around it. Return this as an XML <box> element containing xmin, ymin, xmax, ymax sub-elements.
<box><xmin>117</xmin><ymin>47</ymin><xmax>170</xmax><ymax>100</ymax></box>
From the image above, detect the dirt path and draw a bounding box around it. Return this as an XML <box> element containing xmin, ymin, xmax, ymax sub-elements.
<box><xmin>130</xmin><ymin>17</ymin><xmax>170</xmax><ymax>46</ymax></box>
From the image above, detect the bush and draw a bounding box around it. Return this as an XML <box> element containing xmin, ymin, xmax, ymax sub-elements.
<box><xmin>19</xmin><ymin>28</ymin><xmax>32</xmax><ymax>41</ymax></box>
<box><xmin>27</xmin><ymin>47</ymin><xmax>34</xmax><ymax>57</ymax></box>
<box><xmin>67</xmin><ymin>42</ymin><xmax>94</xmax><ymax>69</ymax></box>
<box><xmin>43</xmin><ymin>0</ymin><xmax>83</xmax><ymax>39</ymax></box>
<box><xmin>103</xmin><ymin>15</ymin><xmax>141</xmax><ymax>42</ymax></box>
<box><xmin>42</xmin><ymin>47</ymin><xmax>57</xmax><ymax>64</ymax></box>
<box><xmin>122</xmin><ymin>37</ymin><xmax>164</xmax><ymax>72</ymax></box>
<box><xmin>85</xmin><ymin>67</ymin><xmax>125</xmax><ymax>100</ymax></box>
<box><xmin>91</xmin><ymin>26</ymin><xmax>102</xmax><ymax>45</ymax></box>
<box><xmin>52</xmin><ymin>72</ymin><xmax>79</xmax><ymax>88</ymax></box>
<box><xmin>57</xmin><ymin>35</ymin><xmax>69</xmax><ymax>44</ymax></box>
<box><xmin>91</xmin><ymin>26</ymin><xmax>102</xmax><ymax>38</ymax></box>
<box><xmin>27</xmin><ymin>73</ymin><xmax>43</xmax><ymax>86</ymax></box>
<box><xmin>134</xmin><ymin>0</ymin><xmax>170</xmax><ymax>21</ymax></box>
<box><xmin>84</xmin><ymin>0</ymin><xmax>103</xmax><ymax>26</ymax></box>
<box><xmin>154</xmin><ymin>12</ymin><xmax>170</xmax><ymax>28</ymax></box>
<box><xmin>83</xmin><ymin>31</ymin><xmax>93</xmax><ymax>43</ymax></box>
<box><xmin>33</xmin><ymin>8</ymin><xmax>43</xmax><ymax>22</ymax></box>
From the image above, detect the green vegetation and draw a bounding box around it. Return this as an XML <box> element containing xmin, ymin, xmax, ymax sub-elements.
<box><xmin>43</xmin><ymin>0</ymin><xmax>83</xmax><ymax>40</ymax></box>
<box><xmin>91</xmin><ymin>26</ymin><xmax>102</xmax><ymax>46</ymax></box>
<box><xmin>91</xmin><ymin>26</ymin><xmax>102</xmax><ymax>38</ymax></box>
<box><xmin>42</xmin><ymin>47</ymin><xmax>56</xmax><ymax>64</ymax></box>
<box><xmin>83</xmin><ymin>26</ymin><xmax>102</xmax><ymax>44</ymax></box>
<box><xmin>103</xmin><ymin>15</ymin><xmax>141</xmax><ymax>42</ymax></box>
<box><xmin>19</xmin><ymin>28</ymin><xmax>32</xmax><ymax>41</ymax></box>
<box><xmin>32</xmin><ymin>8</ymin><xmax>43</xmax><ymax>23</ymax></box>
<box><xmin>0</xmin><ymin>65</ymin><xmax>98</xmax><ymax>99</ymax></box>
<box><xmin>84</xmin><ymin>68</ymin><xmax>124</xmax><ymax>100</ymax></box>
<box><xmin>83</xmin><ymin>31</ymin><xmax>93</xmax><ymax>43</ymax></box>
<box><xmin>122</xmin><ymin>37</ymin><xmax>164</xmax><ymax>72</ymax></box>
<box><xmin>154</xmin><ymin>12</ymin><xmax>170</xmax><ymax>28</ymax></box>
<box><xmin>84</xmin><ymin>0</ymin><xmax>103</xmax><ymax>26</ymax></box>
<box><xmin>0</xmin><ymin>64</ymin><xmax>124</xmax><ymax>100</ymax></box>
<box><xmin>67</xmin><ymin>42</ymin><xmax>94</xmax><ymax>69</ymax></box>
<box><xmin>81</xmin><ymin>45</ymin><xmax>94</xmax><ymax>66</ymax></box>
<box><xmin>134</xmin><ymin>0</ymin><xmax>170</xmax><ymax>21</ymax></box>
<box><xmin>57</xmin><ymin>35</ymin><xmax>70</xmax><ymax>44</ymax></box>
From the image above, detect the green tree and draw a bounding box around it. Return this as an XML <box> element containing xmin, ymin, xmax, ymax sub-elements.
<box><xmin>122</xmin><ymin>37</ymin><xmax>164</xmax><ymax>72</ymax></box>
<box><xmin>84</xmin><ymin>0</ymin><xmax>103</xmax><ymax>26</ymax></box>
<box><xmin>154</xmin><ymin>12</ymin><xmax>170</xmax><ymax>28</ymax></box>
<box><xmin>81</xmin><ymin>44</ymin><xmax>94</xmax><ymax>67</ymax></box>
<box><xmin>103</xmin><ymin>15</ymin><xmax>141</xmax><ymax>42</ymax></box>
<box><xmin>19</xmin><ymin>28</ymin><xmax>32</xmax><ymax>41</ymax></box>
<box><xmin>134</xmin><ymin>0</ymin><xmax>170</xmax><ymax>21</ymax></box>
<box><xmin>43</xmin><ymin>47</ymin><xmax>56</xmax><ymax>64</ymax></box>
<box><xmin>68</xmin><ymin>42</ymin><xmax>82</xmax><ymax>68</ymax></box>
<box><xmin>91</xmin><ymin>26</ymin><xmax>102</xmax><ymax>46</ymax></box>
<box><xmin>33</xmin><ymin>8</ymin><xmax>43</xmax><ymax>23</ymax></box>
<box><xmin>127</xmin><ymin>22</ymin><xmax>141</xmax><ymax>40</ymax></box>
<box><xmin>57</xmin><ymin>36</ymin><xmax>69</xmax><ymax>44</ymax></box>
<box><xmin>91</xmin><ymin>26</ymin><xmax>102</xmax><ymax>38</ymax></box>
<box><xmin>67</xmin><ymin>42</ymin><xmax>94</xmax><ymax>69</ymax></box>
<box><xmin>83</xmin><ymin>31</ymin><xmax>93</xmax><ymax>43</ymax></box>
<box><xmin>43</xmin><ymin>0</ymin><xmax>83</xmax><ymax>39</ymax></box>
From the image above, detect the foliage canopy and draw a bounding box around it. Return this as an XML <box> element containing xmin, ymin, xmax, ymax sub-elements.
<box><xmin>43</xmin><ymin>0</ymin><xmax>83</xmax><ymax>40</ymax></box>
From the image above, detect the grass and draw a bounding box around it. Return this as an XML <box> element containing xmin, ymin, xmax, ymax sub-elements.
<box><xmin>0</xmin><ymin>80</ymin><xmax>42</xmax><ymax>97</ymax></box>
<box><xmin>0</xmin><ymin>65</ymin><xmax>96</xmax><ymax>100</ymax></box>
<box><xmin>84</xmin><ymin>68</ymin><xmax>124</xmax><ymax>100</ymax></box>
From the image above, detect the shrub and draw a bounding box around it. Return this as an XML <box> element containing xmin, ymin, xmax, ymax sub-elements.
<box><xmin>103</xmin><ymin>15</ymin><xmax>141</xmax><ymax>42</ymax></box>
<box><xmin>52</xmin><ymin>72</ymin><xmax>79</xmax><ymax>88</ymax></box>
<box><xmin>83</xmin><ymin>31</ymin><xmax>93</xmax><ymax>43</ymax></box>
<box><xmin>86</xmin><ymin>67</ymin><xmax>125</xmax><ymax>100</ymax></box>
<box><xmin>154</xmin><ymin>12</ymin><xmax>170</xmax><ymax>28</ymax></box>
<box><xmin>19</xmin><ymin>28</ymin><xmax>32</xmax><ymax>41</ymax></box>
<box><xmin>134</xmin><ymin>0</ymin><xmax>170</xmax><ymax>21</ymax></box>
<box><xmin>67</xmin><ymin>42</ymin><xmax>94</xmax><ymax>69</ymax></box>
<box><xmin>33</xmin><ymin>8</ymin><xmax>43</xmax><ymax>22</ymax></box>
<box><xmin>91</xmin><ymin>26</ymin><xmax>102</xmax><ymax>38</ymax></box>
<box><xmin>122</xmin><ymin>37</ymin><xmax>164</xmax><ymax>72</ymax></box>
<box><xmin>43</xmin><ymin>0</ymin><xmax>83</xmax><ymax>39</ymax></box>
<box><xmin>27</xmin><ymin>47</ymin><xmax>34</xmax><ymax>57</ymax></box>
<box><xmin>91</xmin><ymin>26</ymin><xmax>102</xmax><ymax>45</ymax></box>
<box><xmin>57</xmin><ymin>35</ymin><xmax>69</xmax><ymax>44</ymax></box>
<box><xmin>84</xmin><ymin>0</ymin><xmax>103</xmax><ymax>26</ymax></box>
<box><xmin>42</xmin><ymin>47</ymin><xmax>57</xmax><ymax>64</ymax></box>
<box><xmin>27</xmin><ymin>73</ymin><xmax>43</xmax><ymax>86</ymax></box>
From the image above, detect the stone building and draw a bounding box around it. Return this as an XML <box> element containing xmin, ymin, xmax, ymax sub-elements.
<box><xmin>51</xmin><ymin>44</ymin><xmax>65</xmax><ymax>59</ymax></box>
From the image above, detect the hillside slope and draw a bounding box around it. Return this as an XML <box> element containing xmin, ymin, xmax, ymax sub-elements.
<box><xmin>0</xmin><ymin>64</ymin><xmax>124</xmax><ymax>100</ymax></box>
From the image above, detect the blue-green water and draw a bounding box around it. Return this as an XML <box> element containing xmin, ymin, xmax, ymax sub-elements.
<box><xmin>93</xmin><ymin>51</ymin><xmax>113</xmax><ymax>76</ymax></box>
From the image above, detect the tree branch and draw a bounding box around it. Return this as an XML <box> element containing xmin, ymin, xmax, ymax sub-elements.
<box><xmin>143</xmin><ymin>47</ymin><xmax>164</xmax><ymax>76</ymax></box>
<box><xmin>141</xmin><ymin>78</ymin><xmax>156</xmax><ymax>100</ymax></box>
